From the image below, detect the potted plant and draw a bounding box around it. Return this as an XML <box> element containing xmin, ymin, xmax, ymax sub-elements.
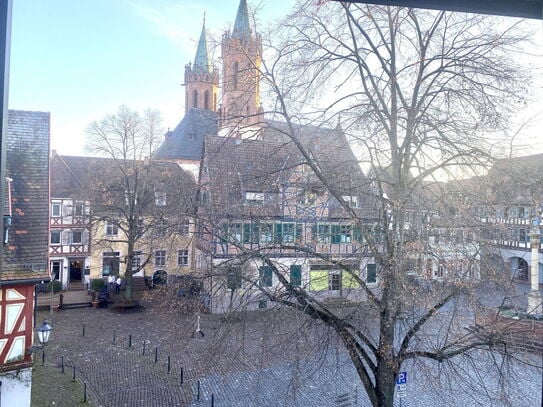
<box><xmin>90</xmin><ymin>278</ymin><xmax>106</xmax><ymax>307</ymax></box>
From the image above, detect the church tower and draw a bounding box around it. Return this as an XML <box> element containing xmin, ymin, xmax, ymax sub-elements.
<box><xmin>220</xmin><ymin>0</ymin><xmax>262</xmax><ymax>131</ymax></box>
<box><xmin>184</xmin><ymin>17</ymin><xmax>219</xmax><ymax>113</ymax></box>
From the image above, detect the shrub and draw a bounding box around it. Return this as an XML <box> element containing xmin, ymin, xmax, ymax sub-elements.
<box><xmin>47</xmin><ymin>280</ymin><xmax>63</xmax><ymax>293</ymax></box>
<box><xmin>90</xmin><ymin>278</ymin><xmax>106</xmax><ymax>292</ymax></box>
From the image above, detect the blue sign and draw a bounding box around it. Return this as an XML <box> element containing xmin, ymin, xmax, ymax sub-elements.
<box><xmin>396</xmin><ymin>372</ymin><xmax>407</xmax><ymax>385</ymax></box>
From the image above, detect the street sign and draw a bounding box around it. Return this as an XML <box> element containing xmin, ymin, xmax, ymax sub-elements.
<box><xmin>396</xmin><ymin>371</ymin><xmax>407</xmax><ymax>385</ymax></box>
<box><xmin>396</xmin><ymin>384</ymin><xmax>407</xmax><ymax>398</ymax></box>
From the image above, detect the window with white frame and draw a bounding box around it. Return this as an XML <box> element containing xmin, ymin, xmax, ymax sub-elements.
<box><xmin>245</xmin><ymin>191</ymin><xmax>264</xmax><ymax>205</ymax></box>
<box><xmin>342</xmin><ymin>195</ymin><xmax>358</xmax><ymax>208</ymax></box>
<box><xmin>177</xmin><ymin>249</ymin><xmax>189</xmax><ymax>266</ymax></box>
<box><xmin>51</xmin><ymin>203</ymin><xmax>61</xmax><ymax>217</ymax></box>
<box><xmin>179</xmin><ymin>219</ymin><xmax>190</xmax><ymax>236</ymax></box>
<box><xmin>328</xmin><ymin>272</ymin><xmax>341</xmax><ymax>290</ymax></box>
<box><xmin>102</xmin><ymin>252</ymin><xmax>120</xmax><ymax>276</ymax></box>
<box><xmin>50</xmin><ymin>230</ymin><xmax>61</xmax><ymax>245</ymax></box>
<box><xmin>155</xmin><ymin>191</ymin><xmax>167</xmax><ymax>206</ymax></box>
<box><xmin>74</xmin><ymin>203</ymin><xmax>84</xmax><ymax>216</ymax></box>
<box><xmin>131</xmin><ymin>251</ymin><xmax>142</xmax><ymax>272</ymax></box>
<box><xmin>155</xmin><ymin>250</ymin><xmax>166</xmax><ymax>267</ymax></box>
<box><xmin>105</xmin><ymin>221</ymin><xmax>119</xmax><ymax>237</ymax></box>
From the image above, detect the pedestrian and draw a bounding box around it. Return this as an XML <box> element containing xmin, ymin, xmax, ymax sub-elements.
<box><xmin>115</xmin><ymin>276</ymin><xmax>121</xmax><ymax>294</ymax></box>
<box><xmin>107</xmin><ymin>274</ymin><xmax>115</xmax><ymax>292</ymax></box>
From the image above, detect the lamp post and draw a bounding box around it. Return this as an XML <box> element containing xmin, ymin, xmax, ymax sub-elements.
<box><xmin>528</xmin><ymin>218</ymin><xmax>543</xmax><ymax>315</ymax></box>
<box><xmin>36</xmin><ymin>319</ymin><xmax>52</xmax><ymax>346</ymax></box>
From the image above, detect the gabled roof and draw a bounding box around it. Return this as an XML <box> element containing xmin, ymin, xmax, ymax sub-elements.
<box><xmin>201</xmin><ymin>122</ymin><xmax>376</xmax><ymax>219</ymax></box>
<box><xmin>154</xmin><ymin>108</ymin><xmax>218</xmax><ymax>161</ymax></box>
<box><xmin>232</xmin><ymin>0</ymin><xmax>252</xmax><ymax>41</ymax></box>
<box><xmin>3</xmin><ymin>110</ymin><xmax>50</xmax><ymax>281</ymax></box>
<box><xmin>51</xmin><ymin>153</ymin><xmax>197</xmax><ymax>213</ymax></box>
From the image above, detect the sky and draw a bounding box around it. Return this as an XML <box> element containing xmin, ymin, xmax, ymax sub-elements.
<box><xmin>8</xmin><ymin>1</ymin><xmax>543</xmax><ymax>157</ymax></box>
<box><xmin>8</xmin><ymin>0</ymin><xmax>295</xmax><ymax>155</ymax></box>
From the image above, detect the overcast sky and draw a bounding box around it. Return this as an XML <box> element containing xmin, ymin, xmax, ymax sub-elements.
<box><xmin>8</xmin><ymin>0</ymin><xmax>543</xmax><ymax>157</ymax></box>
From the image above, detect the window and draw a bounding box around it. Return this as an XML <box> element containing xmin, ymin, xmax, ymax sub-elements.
<box><xmin>204</xmin><ymin>90</ymin><xmax>210</xmax><ymax>110</ymax></box>
<box><xmin>436</xmin><ymin>263</ymin><xmax>445</xmax><ymax>278</ymax></box>
<box><xmin>74</xmin><ymin>203</ymin><xmax>84</xmax><ymax>216</ymax></box>
<box><xmin>229</xmin><ymin>223</ymin><xmax>242</xmax><ymax>243</ymax></box>
<box><xmin>227</xmin><ymin>267</ymin><xmax>242</xmax><ymax>290</ymax></box>
<box><xmin>290</xmin><ymin>265</ymin><xmax>302</xmax><ymax>286</ymax></box>
<box><xmin>519</xmin><ymin>229</ymin><xmax>528</xmax><ymax>243</ymax></box>
<box><xmin>332</xmin><ymin>225</ymin><xmax>352</xmax><ymax>243</ymax></box>
<box><xmin>71</xmin><ymin>230</ymin><xmax>82</xmax><ymax>244</ymax></box>
<box><xmin>51</xmin><ymin>261</ymin><xmax>61</xmax><ymax>280</ymax></box>
<box><xmin>318</xmin><ymin>224</ymin><xmax>331</xmax><ymax>243</ymax></box>
<box><xmin>328</xmin><ymin>272</ymin><xmax>341</xmax><ymax>290</ymax></box>
<box><xmin>245</xmin><ymin>191</ymin><xmax>264</xmax><ymax>205</ymax></box>
<box><xmin>259</xmin><ymin>266</ymin><xmax>273</xmax><ymax>287</ymax></box>
<box><xmin>155</xmin><ymin>250</ymin><xmax>166</xmax><ymax>267</ymax></box>
<box><xmin>193</xmin><ymin>89</ymin><xmax>198</xmax><ymax>108</ymax></box>
<box><xmin>125</xmin><ymin>190</ymin><xmax>137</xmax><ymax>207</ymax></box>
<box><xmin>342</xmin><ymin>195</ymin><xmax>358</xmax><ymax>208</ymax></box>
<box><xmin>179</xmin><ymin>219</ymin><xmax>190</xmax><ymax>236</ymax></box>
<box><xmin>259</xmin><ymin>223</ymin><xmax>273</xmax><ymax>243</ymax></box>
<box><xmin>131</xmin><ymin>251</ymin><xmax>142</xmax><ymax>272</ymax></box>
<box><xmin>102</xmin><ymin>252</ymin><xmax>120</xmax><ymax>276</ymax></box>
<box><xmin>50</xmin><ymin>230</ymin><xmax>61</xmax><ymax>245</ymax></box>
<box><xmin>155</xmin><ymin>191</ymin><xmax>167</xmax><ymax>206</ymax></box>
<box><xmin>155</xmin><ymin>218</ymin><xmax>168</xmax><ymax>237</ymax></box>
<box><xmin>105</xmin><ymin>221</ymin><xmax>118</xmax><ymax>237</ymax></box>
<box><xmin>177</xmin><ymin>249</ymin><xmax>189</xmax><ymax>266</ymax></box>
<box><xmin>366</xmin><ymin>263</ymin><xmax>377</xmax><ymax>284</ymax></box>
<box><xmin>51</xmin><ymin>203</ymin><xmax>61</xmax><ymax>217</ymax></box>
<box><xmin>233</xmin><ymin>61</ymin><xmax>238</xmax><ymax>90</ymax></box>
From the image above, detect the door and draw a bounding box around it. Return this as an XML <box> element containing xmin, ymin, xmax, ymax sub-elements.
<box><xmin>69</xmin><ymin>259</ymin><xmax>83</xmax><ymax>282</ymax></box>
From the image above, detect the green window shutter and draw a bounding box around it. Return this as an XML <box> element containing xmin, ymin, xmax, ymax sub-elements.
<box><xmin>259</xmin><ymin>266</ymin><xmax>273</xmax><ymax>287</ymax></box>
<box><xmin>296</xmin><ymin>224</ymin><xmax>302</xmax><ymax>240</ymax></box>
<box><xmin>367</xmin><ymin>263</ymin><xmax>377</xmax><ymax>283</ymax></box>
<box><xmin>243</xmin><ymin>223</ymin><xmax>251</xmax><ymax>243</ymax></box>
<box><xmin>290</xmin><ymin>265</ymin><xmax>302</xmax><ymax>286</ymax></box>
<box><xmin>310</xmin><ymin>271</ymin><xmax>328</xmax><ymax>290</ymax></box>
<box><xmin>331</xmin><ymin>225</ymin><xmax>341</xmax><ymax>244</ymax></box>
<box><xmin>353</xmin><ymin>225</ymin><xmax>363</xmax><ymax>242</ymax></box>
<box><xmin>274</xmin><ymin>223</ymin><xmax>283</xmax><ymax>243</ymax></box>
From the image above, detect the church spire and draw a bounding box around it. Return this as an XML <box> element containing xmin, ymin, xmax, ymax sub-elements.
<box><xmin>193</xmin><ymin>13</ymin><xmax>210</xmax><ymax>73</ymax></box>
<box><xmin>232</xmin><ymin>0</ymin><xmax>252</xmax><ymax>41</ymax></box>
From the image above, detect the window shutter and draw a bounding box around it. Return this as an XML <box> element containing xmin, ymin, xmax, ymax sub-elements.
<box><xmin>61</xmin><ymin>230</ymin><xmax>70</xmax><ymax>245</ymax></box>
<box><xmin>290</xmin><ymin>265</ymin><xmax>302</xmax><ymax>286</ymax></box>
<box><xmin>243</xmin><ymin>223</ymin><xmax>251</xmax><ymax>243</ymax></box>
<box><xmin>367</xmin><ymin>264</ymin><xmax>377</xmax><ymax>283</ymax></box>
<box><xmin>331</xmin><ymin>225</ymin><xmax>341</xmax><ymax>244</ymax></box>
<box><xmin>274</xmin><ymin>223</ymin><xmax>283</xmax><ymax>243</ymax></box>
<box><xmin>82</xmin><ymin>229</ymin><xmax>90</xmax><ymax>244</ymax></box>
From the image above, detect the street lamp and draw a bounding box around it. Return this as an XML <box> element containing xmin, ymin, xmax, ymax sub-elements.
<box><xmin>36</xmin><ymin>320</ymin><xmax>52</xmax><ymax>346</ymax></box>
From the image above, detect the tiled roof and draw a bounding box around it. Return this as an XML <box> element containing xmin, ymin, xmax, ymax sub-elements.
<box><xmin>2</xmin><ymin>110</ymin><xmax>50</xmax><ymax>282</ymax></box>
<box><xmin>202</xmin><ymin>122</ymin><xmax>375</xmax><ymax>219</ymax></box>
<box><xmin>154</xmin><ymin>109</ymin><xmax>218</xmax><ymax>161</ymax></box>
<box><xmin>51</xmin><ymin>154</ymin><xmax>197</xmax><ymax>213</ymax></box>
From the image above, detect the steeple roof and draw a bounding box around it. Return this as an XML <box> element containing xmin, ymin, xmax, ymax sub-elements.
<box><xmin>232</xmin><ymin>0</ymin><xmax>252</xmax><ymax>41</ymax></box>
<box><xmin>193</xmin><ymin>16</ymin><xmax>210</xmax><ymax>73</ymax></box>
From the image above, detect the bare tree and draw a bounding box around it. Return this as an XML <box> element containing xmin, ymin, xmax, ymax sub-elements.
<box><xmin>86</xmin><ymin>105</ymin><xmax>196</xmax><ymax>302</ymax></box>
<box><xmin>198</xmin><ymin>4</ymin><xmax>537</xmax><ymax>407</ymax></box>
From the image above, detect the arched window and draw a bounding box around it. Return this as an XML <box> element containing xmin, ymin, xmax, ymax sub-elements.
<box><xmin>204</xmin><ymin>90</ymin><xmax>210</xmax><ymax>110</ymax></box>
<box><xmin>233</xmin><ymin>62</ymin><xmax>238</xmax><ymax>90</ymax></box>
<box><xmin>213</xmin><ymin>92</ymin><xmax>217</xmax><ymax>111</ymax></box>
<box><xmin>193</xmin><ymin>90</ymin><xmax>198</xmax><ymax>108</ymax></box>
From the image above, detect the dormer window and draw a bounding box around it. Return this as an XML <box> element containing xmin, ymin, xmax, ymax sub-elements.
<box><xmin>155</xmin><ymin>191</ymin><xmax>167</xmax><ymax>206</ymax></box>
<box><xmin>342</xmin><ymin>195</ymin><xmax>358</xmax><ymax>209</ymax></box>
<box><xmin>245</xmin><ymin>192</ymin><xmax>264</xmax><ymax>206</ymax></box>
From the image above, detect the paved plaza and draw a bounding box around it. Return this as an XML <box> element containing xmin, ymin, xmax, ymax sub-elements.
<box><xmin>36</xmin><ymin>293</ymin><xmax>542</xmax><ymax>407</ymax></box>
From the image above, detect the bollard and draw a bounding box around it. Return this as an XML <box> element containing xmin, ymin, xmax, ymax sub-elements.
<box><xmin>41</xmin><ymin>350</ymin><xmax>45</xmax><ymax>366</ymax></box>
<box><xmin>129</xmin><ymin>334</ymin><xmax>132</xmax><ymax>348</ymax></box>
<box><xmin>143</xmin><ymin>341</ymin><xmax>146</xmax><ymax>355</ymax></box>
<box><xmin>154</xmin><ymin>347</ymin><xmax>158</xmax><ymax>363</ymax></box>
<box><xmin>197</xmin><ymin>380</ymin><xmax>200</xmax><ymax>401</ymax></box>
<box><xmin>211</xmin><ymin>393</ymin><xmax>214</xmax><ymax>407</ymax></box>
<box><xmin>59</xmin><ymin>293</ymin><xmax>64</xmax><ymax>310</ymax></box>
<box><xmin>180</xmin><ymin>367</ymin><xmax>184</xmax><ymax>385</ymax></box>
<box><xmin>84</xmin><ymin>382</ymin><xmax>87</xmax><ymax>403</ymax></box>
<box><xmin>113</xmin><ymin>330</ymin><xmax>116</xmax><ymax>344</ymax></box>
<box><xmin>82</xmin><ymin>323</ymin><xmax>85</xmax><ymax>337</ymax></box>
<box><xmin>61</xmin><ymin>356</ymin><xmax>64</xmax><ymax>373</ymax></box>
<box><xmin>167</xmin><ymin>356</ymin><xmax>171</xmax><ymax>374</ymax></box>
<box><xmin>72</xmin><ymin>365</ymin><xmax>76</xmax><ymax>382</ymax></box>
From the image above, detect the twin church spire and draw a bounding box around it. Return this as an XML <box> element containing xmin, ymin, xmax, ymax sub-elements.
<box><xmin>184</xmin><ymin>0</ymin><xmax>261</xmax><ymax>128</ymax></box>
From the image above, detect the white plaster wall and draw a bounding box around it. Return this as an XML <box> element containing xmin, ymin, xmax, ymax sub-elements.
<box><xmin>0</xmin><ymin>367</ymin><xmax>32</xmax><ymax>407</ymax></box>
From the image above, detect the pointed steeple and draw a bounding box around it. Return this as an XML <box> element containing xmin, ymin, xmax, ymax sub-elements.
<box><xmin>193</xmin><ymin>13</ymin><xmax>210</xmax><ymax>73</ymax></box>
<box><xmin>232</xmin><ymin>0</ymin><xmax>252</xmax><ymax>41</ymax></box>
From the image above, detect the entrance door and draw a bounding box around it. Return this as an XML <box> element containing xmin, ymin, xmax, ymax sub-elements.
<box><xmin>69</xmin><ymin>259</ymin><xmax>83</xmax><ymax>282</ymax></box>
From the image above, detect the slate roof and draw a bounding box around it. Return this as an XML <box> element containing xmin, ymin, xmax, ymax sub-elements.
<box><xmin>51</xmin><ymin>153</ymin><xmax>197</xmax><ymax>213</ymax></box>
<box><xmin>201</xmin><ymin>122</ymin><xmax>376</xmax><ymax>219</ymax></box>
<box><xmin>2</xmin><ymin>110</ymin><xmax>50</xmax><ymax>281</ymax></box>
<box><xmin>193</xmin><ymin>19</ymin><xmax>211</xmax><ymax>73</ymax></box>
<box><xmin>232</xmin><ymin>0</ymin><xmax>252</xmax><ymax>41</ymax></box>
<box><xmin>154</xmin><ymin>108</ymin><xmax>218</xmax><ymax>161</ymax></box>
